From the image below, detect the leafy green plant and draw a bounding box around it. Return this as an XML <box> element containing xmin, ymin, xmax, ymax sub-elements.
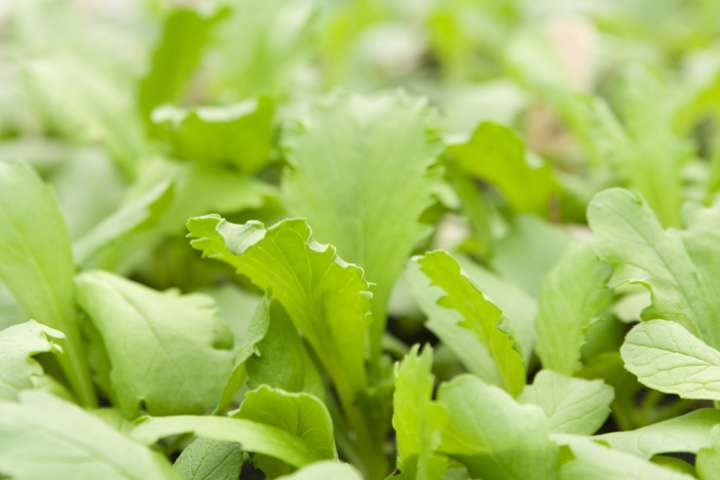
<box><xmin>4</xmin><ymin>1</ymin><xmax>720</xmax><ymax>479</ymax></box>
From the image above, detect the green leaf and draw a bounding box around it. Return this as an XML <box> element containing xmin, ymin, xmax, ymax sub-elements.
<box><xmin>276</xmin><ymin>461</ymin><xmax>363</xmax><ymax>480</ymax></box>
<box><xmin>0</xmin><ymin>320</ymin><xmax>63</xmax><ymax>400</ymax></box>
<box><xmin>152</xmin><ymin>97</ymin><xmax>275</xmax><ymax>174</ymax></box>
<box><xmin>436</xmin><ymin>374</ymin><xmax>559</xmax><ymax>480</ymax></box>
<box><xmin>132</xmin><ymin>414</ymin><xmax>333</xmax><ymax>469</ymax></box>
<box><xmin>414</xmin><ymin>250</ymin><xmax>525</xmax><ymax>396</ymax></box>
<box><xmin>597</xmin><ymin>408</ymin><xmax>720</xmax><ymax>459</ymax></box>
<box><xmin>138</xmin><ymin>5</ymin><xmax>228</xmax><ymax>126</ymax></box>
<box><xmin>519</xmin><ymin>370</ymin><xmax>614</xmax><ymax>435</ymax></box>
<box><xmin>74</xmin><ymin>179</ymin><xmax>174</xmax><ymax>264</ymax></box>
<box><xmin>0</xmin><ymin>391</ymin><xmax>177</xmax><ymax>480</ymax></box>
<box><xmin>588</xmin><ymin>188</ymin><xmax>720</xmax><ymax>349</ymax></box>
<box><xmin>535</xmin><ymin>242</ymin><xmax>613</xmax><ymax>374</ymax></box>
<box><xmin>697</xmin><ymin>425</ymin><xmax>720</xmax><ymax>480</ymax></box>
<box><xmin>446</xmin><ymin>121</ymin><xmax>555</xmax><ymax>214</ymax></box>
<box><xmin>75</xmin><ymin>270</ymin><xmax>234</xmax><ymax>416</ymax></box>
<box><xmin>620</xmin><ymin>320</ymin><xmax>720</xmax><ymax>400</ymax></box>
<box><xmin>0</xmin><ymin>160</ymin><xmax>95</xmax><ymax>406</ymax></box>
<box><xmin>234</xmin><ymin>385</ymin><xmax>336</xmax><ymax>476</ymax></box>
<box><xmin>174</xmin><ymin>438</ymin><xmax>243</xmax><ymax>480</ymax></box>
<box><xmin>246</xmin><ymin>300</ymin><xmax>325</xmax><ymax>400</ymax></box>
<box><xmin>392</xmin><ymin>345</ymin><xmax>448</xmax><ymax>480</ymax></box>
<box><xmin>282</xmin><ymin>92</ymin><xmax>442</xmax><ymax>350</ymax></box>
<box><xmin>187</xmin><ymin>216</ymin><xmax>369</xmax><ymax>412</ymax></box>
<box><xmin>557</xmin><ymin>436</ymin><xmax>694</xmax><ymax>480</ymax></box>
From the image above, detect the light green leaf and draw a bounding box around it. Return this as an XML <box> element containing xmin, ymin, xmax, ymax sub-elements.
<box><xmin>174</xmin><ymin>438</ymin><xmax>243</xmax><ymax>480</ymax></box>
<box><xmin>0</xmin><ymin>160</ymin><xmax>94</xmax><ymax>406</ymax></box>
<box><xmin>557</xmin><ymin>436</ymin><xmax>694</xmax><ymax>480</ymax></box>
<box><xmin>0</xmin><ymin>320</ymin><xmax>63</xmax><ymax>400</ymax></box>
<box><xmin>520</xmin><ymin>370</ymin><xmax>614</xmax><ymax>435</ymax></box>
<box><xmin>132</xmin><ymin>414</ymin><xmax>332</xmax><ymax>469</ymax></box>
<box><xmin>0</xmin><ymin>391</ymin><xmax>177</xmax><ymax>480</ymax></box>
<box><xmin>187</xmin><ymin>216</ymin><xmax>370</xmax><ymax>412</ymax></box>
<box><xmin>75</xmin><ymin>270</ymin><xmax>234</xmax><ymax>416</ymax></box>
<box><xmin>597</xmin><ymin>408</ymin><xmax>720</xmax><ymax>459</ymax></box>
<box><xmin>152</xmin><ymin>97</ymin><xmax>275</xmax><ymax>174</ymax></box>
<box><xmin>446</xmin><ymin>121</ymin><xmax>555</xmax><ymax>214</ymax></box>
<box><xmin>392</xmin><ymin>345</ymin><xmax>448</xmax><ymax>480</ymax></box>
<box><xmin>588</xmin><ymin>188</ymin><xmax>720</xmax><ymax>349</ymax></box>
<box><xmin>246</xmin><ymin>300</ymin><xmax>325</xmax><ymax>400</ymax></box>
<box><xmin>234</xmin><ymin>385</ymin><xmax>336</xmax><ymax>476</ymax></box>
<box><xmin>74</xmin><ymin>179</ymin><xmax>174</xmax><ymax>264</ymax></box>
<box><xmin>282</xmin><ymin>92</ymin><xmax>442</xmax><ymax>349</ymax></box>
<box><xmin>697</xmin><ymin>425</ymin><xmax>720</xmax><ymax>480</ymax></box>
<box><xmin>276</xmin><ymin>461</ymin><xmax>363</xmax><ymax>480</ymax></box>
<box><xmin>414</xmin><ymin>250</ymin><xmax>525</xmax><ymax>396</ymax></box>
<box><xmin>621</xmin><ymin>320</ymin><xmax>720</xmax><ymax>400</ymax></box>
<box><xmin>138</xmin><ymin>5</ymin><xmax>228</xmax><ymax>126</ymax></box>
<box><xmin>535</xmin><ymin>242</ymin><xmax>613</xmax><ymax>374</ymax></box>
<box><xmin>436</xmin><ymin>374</ymin><xmax>559</xmax><ymax>480</ymax></box>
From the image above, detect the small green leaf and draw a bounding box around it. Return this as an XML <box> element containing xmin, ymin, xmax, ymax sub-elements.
<box><xmin>436</xmin><ymin>374</ymin><xmax>559</xmax><ymax>479</ymax></box>
<box><xmin>597</xmin><ymin>408</ymin><xmax>720</xmax><ymax>459</ymax></box>
<box><xmin>174</xmin><ymin>438</ymin><xmax>243</xmax><ymax>480</ymax></box>
<box><xmin>0</xmin><ymin>320</ymin><xmax>63</xmax><ymax>400</ymax></box>
<box><xmin>520</xmin><ymin>370</ymin><xmax>614</xmax><ymax>435</ymax></box>
<box><xmin>535</xmin><ymin>242</ymin><xmax>613</xmax><ymax>374</ymax></box>
<box><xmin>697</xmin><ymin>425</ymin><xmax>720</xmax><ymax>480</ymax></box>
<box><xmin>415</xmin><ymin>250</ymin><xmax>525</xmax><ymax>396</ymax></box>
<box><xmin>0</xmin><ymin>160</ymin><xmax>95</xmax><ymax>406</ymax></box>
<box><xmin>76</xmin><ymin>270</ymin><xmax>234</xmax><ymax>416</ymax></box>
<box><xmin>0</xmin><ymin>391</ymin><xmax>177</xmax><ymax>480</ymax></box>
<box><xmin>621</xmin><ymin>320</ymin><xmax>720</xmax><ymax>400</ymax></box>
<box><xmin>276</xmin><ymin>461</ymin><xmax>363</xmax><ymax>480</ymax></box>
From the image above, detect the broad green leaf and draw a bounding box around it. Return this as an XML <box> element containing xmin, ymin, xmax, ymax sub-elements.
<box><xmin>597</xmin><ymin>408</ymin><xmax>720</xmax><ymax>459</ymax></box>
<box><xmin>0</xmin><ymin>160</ymin><xmax>94</xmax><ymax>406</ymax></box>
<box><xmin>74</xmin><ymin>180</ymin><xmax>174</xmax><ymax>264</ymax></box>
<box><xmin>446</xmin><ymin>121</ymin><xmax>555</xmax><ymax>214</ymax></box>
<box><xmin>282</xmin><ymin>92</ymin><xmax>442</xmax><ymax>349</ymax></box>
<box><xmin>415</xmin><ymin>251</ymin><xmax>525</xmax><ymax>396</ymax></box>
<box><xmin>0</xmin><ymin>391</ymin><xmax>177</xmax><ymax>480</ymax></box>
<box><xmin>491</xmin><ymin>215</ymin><xmax>571</xmax><ymax>297</ymax></box>
<box><xmin>392</xmin><ymin>345</ymin><xmax>448</xmax><ymax>480</ymax></box>
<box><xmin>187</xmin><ymin>216</ymin><xmax>370</xmax><ymax>412</ymax></box>
<box><xmin>436</xmin><ymin>374</ymin><xmax>559</xmax><ymax>479</ymax></box>
<box><xmin>138</xmin><ymin>6</ymin><xmax>228</xmax><ymax>126</ymax></box>
<box><xmin>75</xmin><ymin>270</ymin><xmax>234</xmax><ymax>417</ymax></box>
<box><xmin>697</xmin><ymin>425</ymin><xmax>720</xmax><ymax>480</ymax></box>
<box><xmin>276</xmin><ymin>461</ymin><xmax>363</xmax><ymax>480</ymax></box>
<box><xmin>557</xmin><ymin>436</ymin><xmax>694</xmax><ymax>480</ymax></box>
<box><xmin>132</xmin><ymin>415</ymin><xmax>332</xmax><ymax>469</ymax></box>
<box><xmin>588</xmin><ymin>188</ymin><xmax>720</xmax><ymax>349</ymax></box>
<box><xmin>621</xmin><ymin>320</ymin><xmax>720</xmax><ymax>400</ymax></box>
<box><xmin>535</xmin><ymin>242</ymin><xmax>613</xmax><ymax>374</ymax></box>
<box><xmin>174</xmin><ymin>438</ymin><xmax>243</xmax><ymax>480</ymax></box>
<box><xmin>234</xmin><ymin>385</ymin><xmax>336</xmax><ymax>476</ymax></box>
<box><xmin>152</xmin><ymin>97</ymin><xmax>275</xmax><ymax>174</ymax></box>
<box><xmin>246</xmin><ymin>301</ymin><xmax>325</xmax><ymax>400</ymax></box>
<box><xmin>519</xmin><ymin>370</ymin><xmax>614</xmax><ymax>435</ymax></box>
<box><xmin>0</xmin><ymin>320</ymin><xmax>63</xmax><ymax>400</ymax></box>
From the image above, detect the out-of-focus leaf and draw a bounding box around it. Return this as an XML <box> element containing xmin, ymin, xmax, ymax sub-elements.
<box><xmin>276</xmin><ymin>461</ymin><xmax>363</xmax><ymax>480</ymax></box>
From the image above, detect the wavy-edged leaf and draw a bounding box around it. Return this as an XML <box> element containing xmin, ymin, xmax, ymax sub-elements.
<box><xmin>0</xmin><ymin>160</ymin><xmax>94</xmax><ymax>406</ymax></box>
<box><xmin>535</xmin><ymin>242</ymin><xmax>613</xmax><ymax>374</ymax></box>
<box><xmin>282</xmin><ymin>92</ymin><xmax>442</xmax><ymax>348</ymax></box>
<box><xmin>588</xmin><ymin>188</ymin><xmax>720</xmax><ymax>349</ymax></box>
<box><xmin>520</xmin><ymin>370</ymin><xmax>614</xmax><ymax>435</ymax></box>
<box><xmin>75</xmin><ymin>270</ymin><xmax>234</xmax><ymax>416</ymax></box>
<box><xmin>620</xmin><ymin>320</ymin><xmax>720</xmax><ymax>400</ymax></box>
<box><xmin>0</xmin><ymin>320</ymin><xmax>63</xmax><ymax>400</ymax></box>
<box><xmin>414</xmin><ymin>250</ymin><xmax>525</xmax><ymax>396</ymax></box>
<box><xmin>0</xmin><ymin>391</ymin><xmax>177</xmax><ymax>480</ymax></box>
